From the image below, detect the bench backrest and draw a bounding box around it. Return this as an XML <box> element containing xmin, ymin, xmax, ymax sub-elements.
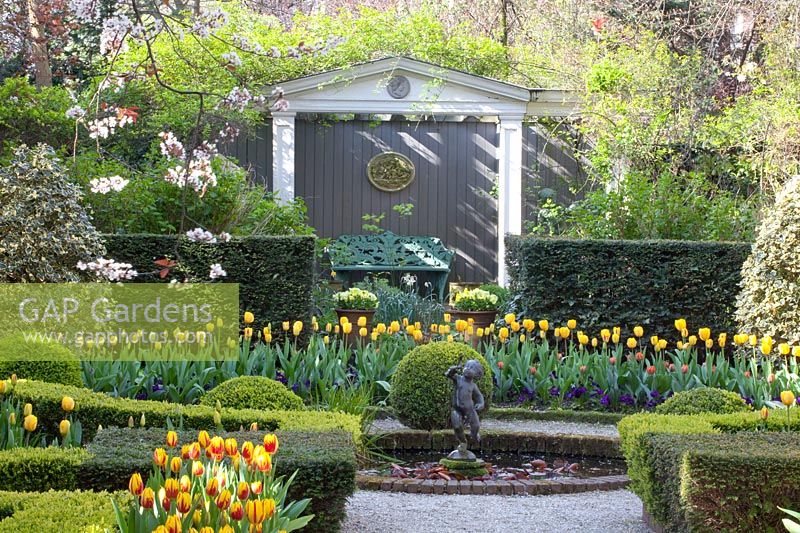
<box><xmin>329</xmin><ymin>232</ymin><xmax>454</xmax><ymax>269</ymax></box>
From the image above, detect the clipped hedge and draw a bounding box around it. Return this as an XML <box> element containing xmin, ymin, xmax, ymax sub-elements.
<box><xmin>506</xmin><ymin>237</ymin><xmax>750</xmax><ymax>337</ymax></box>
<box><xmin>0</xmin><ymin>335</ymin><xmax>83</xmax><ymax>387</ymax></box>
<box><xmin>104</xmin><ymin>234</ymin><xmax>316</xmax><ymax>332</ymax></box>
<box><xmin>200</xmin><ymin>376</ymin><xmax>305</xmax><ymax>411</ymax></box>
<box><xmin>5</xmin><ymin>380</ymin><xmax>360</xmax><ymax>443</ymax></box>
<box><xmin>0</xmin><ymin>489</ymin><xmax>123</xmax><ymax>532</ymax></box>
<box><xmin>618</xmin><ymin>410</ymin><xmax>800</xmax><ymax>532</ymax></box>
<box><xmin>83</xmin><ymin>427</ymin><xmax>356</xmax><ymax>533</ymax></box>
<box><xmin>0</xmin><ymin>447</ymin><xmax>88</xmax><ymax>492</ymax></box>
<box><xmin>389</xmin><ymin>342</ymin><xmax>492</xmax><ymax>430</ymax></box>
<box><xmin>655</xmin><ymin>387</ymin><xmax>749</xmax><ymax>416</ymax></box>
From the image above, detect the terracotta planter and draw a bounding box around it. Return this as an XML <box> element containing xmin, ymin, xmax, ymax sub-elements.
<box><xmin>449</xmin><ymin>309</ymin><xmax>497</xmax><ymax>330</ymax></box>
<box><xmin>335</xmin><ymin>308</ymin><xmax>376</xmax><ymax>327</ymax></box>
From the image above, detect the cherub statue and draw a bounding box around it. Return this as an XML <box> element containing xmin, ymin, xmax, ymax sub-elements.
<box><xmin>445</xmin><ymin>359</ymin><xmax>485</xmax><ymax>460</ymax></box>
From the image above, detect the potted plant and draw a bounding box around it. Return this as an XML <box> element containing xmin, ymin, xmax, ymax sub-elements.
<box><xmin>450</xmin><ymin>288</ymin><xmax>499</xmax><ymax>329</ymax></box>
<box><xmin>333</xmin><ymin>287</ymin><xmax>379</xmax><ymax>326</ymax></box>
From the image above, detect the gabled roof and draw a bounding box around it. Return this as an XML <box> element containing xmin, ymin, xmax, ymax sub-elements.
<box><xmin>276</xmin><ymin>56</ymin><xmax>531</xmax><ymax>101</ymax></box>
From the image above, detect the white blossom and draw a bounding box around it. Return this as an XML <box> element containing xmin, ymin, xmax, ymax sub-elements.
<box><xmin>209</xmin><ymin>263</ymin><xmax>227</xmax><ymax>279</ymax></box>
<box><xmin>159</xmin><ymin>131</ymin><xmax>185</xmax><ymax>160</ymax></box>
<box><xmin>185</xmin><ymin>227</ymin><xmax>217</xmax><ymax>243</ymax></box>
<box><xmin>189</xmin><ymin>8</ymin><xmax>228</xmax><ymax>38</ymax></box>
<box><xmin>89</xmin><ymin>175</ymin><xmax>129</xmax><ymax>194</ymax></box>
<box><xmin>219</xmin><ymin>86</ymin><xmax>252</xmax><ymax>112</ymax></box>
<box><xmin>66</xmin><ymin>105</ymin><xmax>85</xmax><ymax>119</ymax></box>
<box><xmin>100</xmin><ymin>15</ymin><xmax>133</xmax><ymax>56</ymax></box>
<box><xmin>218</xmin><ymin>232</ymin><xmax>232</xmax><ymax>242</ymax></box>
<box><xmin>78</xmin><ymin>258</ymin><xmax>138</xmax><ymax>281</ymax></box>
<box><xmin>218</xmin><ymin>124</ymin><xmax>240</xmax><ymax>141</ymax></box>
<box><xmin>70</xmin><ymin>0</ymin><xmax>99</xmax><ymax>22</ymax></box>
<box><xmin>221</xmin><ymin>51</ymin><xmax>242</xmax><ymax>67</ymax></box>
<box><xmin>163</xmin><ymin>143</ymin><xmax>218</xmax><ymax>194</ymax></box>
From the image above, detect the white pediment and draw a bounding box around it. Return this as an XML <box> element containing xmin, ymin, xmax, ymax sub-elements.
<box><xmin>272</xmin><ymin>57</ymin><xmax>532</xmax><ymax>116</ymax></box>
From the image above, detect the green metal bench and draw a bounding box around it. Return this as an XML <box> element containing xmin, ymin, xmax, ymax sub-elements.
<box><xmin>328</xmin><ymin>232</ymin><xmax>455</xmax><ymax>300</ymax></box>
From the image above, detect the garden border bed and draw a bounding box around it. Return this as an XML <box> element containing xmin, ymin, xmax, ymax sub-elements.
<box><xmin>355</xmin><ymin>473</ymin><xmax>630</xmax><ymax>495</ymax></box>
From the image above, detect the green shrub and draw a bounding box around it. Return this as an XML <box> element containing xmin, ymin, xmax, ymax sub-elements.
<box><xmin>389</xmin><ymin>342</ymin><xmax>492</xmax><ymax>430</ymax></box>
<box><xmin>0</xmin><ymin>78</ymin><xmax>73</xmax><ymax>155</ymax></box>
<box><xmin>506</xmin><ymin>237</ymin><xmax>750</xmax><ymax>338</ymax></box>
<box><xmin>5</xmin><ymin>380</ymin><xmax>360</xmax><ymax>444</ymax></box>
<box><xmin>737</xmin><ymin>176</ymin><xmax>800</xmax><ymax>342</ymax></box>
<box><xmin>0</xmin><ymin>336</ymin><xmax>82</xmax><ymax>387</ymax></box>
<box><xmin>0</xmin><ymin>489</ymin><xmax>123</xmax><ymax>532</ymax></box>
<box><xmin>200</xmin><ymin>376</ymin><xmax>305</xmax><ymax>411</ymax></box>
<box><xmin>84</xmin><ymin>427</ymin><xmax>356</xmax><ymax>533</ymax></box>
<box><xmin>648</xmin><ymin>432</ymin><xmax>800</xmax><ymax>533</ymax></box>
<box><xmin>103</xmin><ymin>234</ymin><xmax>315</xmax><ymax>334</ymax></box>
<box><xmin>618</xmin><ymin>410</ymin><xmax>800</xmax><ymax>531</ymax></box>
<box><xmin>656</xmin><ymin>388</ymin><xmax>749</xmax><ymax>415</ymax></box>
<box><xmin>0</xmin><ymin>447</ymin><xmax>87</xmax><ymax>492</ymax></box>
<box><xmin>0</xmin><ymin>144</ymin><xmax>106</xmax><ymax>282</ymax></box>
<box><xmin>478</xmin><ymin>284</ymin><xmax>511</xmax><ymax>308</ymax></box>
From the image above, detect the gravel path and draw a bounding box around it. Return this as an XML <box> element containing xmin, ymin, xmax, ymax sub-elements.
<box><xmin>370</xmin><ymin>418</ymin><xmax>620</xmax><ymax>438</ymax></box>
<box><xmin>342</xmin><ymin>489</ymin><xmax>646</xmax><ymax>533</ymax></box>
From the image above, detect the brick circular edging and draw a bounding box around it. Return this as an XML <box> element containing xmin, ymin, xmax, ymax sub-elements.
<box><xmin>356</xmin><ymin>474</ymin><xmax>630</xmax><ymax>496</ymax></box>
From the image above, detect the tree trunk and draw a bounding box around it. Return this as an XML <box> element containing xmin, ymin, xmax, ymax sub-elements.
<box><xmin>26</xmin><ymin>0</ymin><xmax>52</xmax><ymax>87</ymax></box>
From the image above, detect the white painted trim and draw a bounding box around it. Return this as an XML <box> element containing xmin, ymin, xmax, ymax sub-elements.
<box><xmin>275</xmin><ymin>57</ymin><xmax>532</xmax><ymax>101</ymax></box>
<box><xmin>280</xmin><ymin>99</ymin><xmax>529</xmax><ymax>116</ymax></box>
<box><xmin>272</xmin><ymin>112</ymin><xmax>296</xmax><ymax>204</ymax></box>
<box><xmin>497</xmin><ymin>115</ymin><xmax>524</xmax><ymax>287</ymax></box>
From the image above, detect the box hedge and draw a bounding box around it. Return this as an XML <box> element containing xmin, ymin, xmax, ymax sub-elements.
<box><xmin>104</xmin><ymin>234</ymin><xmax>316</xmax><ymax>333</ymax></box>
<box><xmin>618</xmin><ymin>410</ymin><xmax>800</xmax><ymax>532</ymax></box>
<box><xmin>0</xmin><ymin>489</ymin><xmax>123</xmax><ymax>532</ymax></box>
<box><xmin>506</xmin><ymin>237</ymin><xmax>750</xmax><ymax>337</ymax></box>
<box><xmin>82</xmin><ymin>428</ymin><xmax>356</xmax><ymax>533</ymax></box>
<box><xmin>0</xmin><ymin>447</ymin><xmax>88</xmax><ymax>492</ymax></box>
<box><xmin>6</xmin><ymin>380</ymin><xmax>361</xmax><ymax>443</ymax></box>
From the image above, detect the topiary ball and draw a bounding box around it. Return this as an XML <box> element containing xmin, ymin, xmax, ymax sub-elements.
<box><xmin>655</xmin><ymin>388</ymin><xmax>749</xmax><ymax>415</ymax></box>
<box><xmin>0</xmin><ymin>336</ymin><xmax>82</xmax><ymax>387</ymax></box>
<box><xmin>389</xmin><ymin>342</ymin><xmax>492</xmax><ymax>430</ymax></box>
<box><xmin>200</xmin><ymin>376</ymin><xmax>305</xmax><ymax>411</ymax></box>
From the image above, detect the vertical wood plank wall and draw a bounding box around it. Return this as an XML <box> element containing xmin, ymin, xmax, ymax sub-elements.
<box><xmin>222</xmin><ymin>118</ymin><xmax>584</xmax><ymax>283</ymax></box>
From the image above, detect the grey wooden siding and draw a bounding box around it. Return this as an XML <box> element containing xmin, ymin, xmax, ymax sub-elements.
<box><xmin>295</xmin><ymin>119</ymin><xmax>498</xmax><ymax>283</ymax></box>
<box><xmin>221</xmin><ymin>123</ymin><xmax>273</xmax><ymax>190</ymax></box>
<box><xmin>522</xmin><ymin>124</ymin><xmax>587</xmax><ymax>228</ymax></box>
<box><xmin>222</xmin><ymin>118</ymin><xmax>586</xmax><ymax>283</ymax></box>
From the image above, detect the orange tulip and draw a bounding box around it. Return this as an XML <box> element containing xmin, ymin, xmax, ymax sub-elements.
<box><xmin>241</xmin><ymin>441</ymin><xmax>254</xmax><ymax>462</ymax></box>
<box><xmin>230</xmin><ymin>501</ymin><xmax>244</xmax><ymax>520</ymax></box>
<box><xmin>224</xmin><ymin>437</ymin><xmax>238</xmax><ymax>457</ymax></box>
<box><xmin>153</xmin><ymin>448</ymin><xmax>168</xmax><ymax>468</ymax></box>
<box><xmin>140</xmin><ymin>487</ymin><xmax>155</xmax><ymax>509</ymax></box>
<box><xmin>170</xmin><ymin>456</ymin><xmax>182</xmax><ymax>474</ymax></box>
<box><xmin>205</xmin><ymin>477</ymin><xmax>219</xmax><ymax>497</ymax></box>
<box><xmin>253</xmin><ymin>451</ymin><xmax>272</xmax><ymax>473</ymax></box>
<box><xmin>250</xmin><ymin>480</ymin><xmax>263</xmax><ymax>495</ymax></box>
<box><xmin>781</xmin><ymin>390</ymin><xmax>796</xmax><ymax>407</ymax></box>
<box><xmin>237</xmin><ymin>480</ymin><xmax>250</xmax><ymax>500</ymax></box>
<box><xmin>179</xmin><ymin>474</ymin><xmax>191</xmax><ymax>493</ymax></box>
<box><xmin>187</xmin><ymin>442</ymin><xmax>200</xmax><ymax>460</ymax></box>
<box><xmin>263</xmin><ymin>434</ymin><xmax>279</xmax><ymax>454</ymax></box>
<box><xmin>164</xmin><ymin>477</ymin><xmax>180</xmax><ymax>500</ymax></box>
<box><xmin>197</xmin><ymin>430</ymin><xmax>210</xmax><ymax>448</ymax></box>
<box><xmin>245</xmin><ymin>498</ymin><xmax>275</xmax><ymax>524</ymax></box>
<box><xmin>176</xmin><ymin>491</ymin><xmax>192</xmax><ymax>514</ymax></box>
<box><xmin>191</xmin><ymin>460</ymin><xmax>204</xmax><ymax>477</ymax></box>
<box><xmin>208</xmin><ymin>436</ymin><xmax>224</xmax><ymax>456</ymax></box>
<box><xmin>166</xmin><ymin>430</ymin><xmax>178</xmax><ymax>448</ymax></box>
<box><xmin>216</xmin><ymin>489</ymin><xmax>232</xmax><ymax>510</ymax></box>
<box><xmin>128</xmin><ymin>472</ymin><xmax>144</xmax><ymax>496</ymax></box>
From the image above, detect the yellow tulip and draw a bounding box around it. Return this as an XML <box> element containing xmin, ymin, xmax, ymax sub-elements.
<box><xmin>59</xmin><ymin>419</ymin><xmax>70</xmax><ymax>436</ymax></box>
<box><xmin>793</xmin><ymin>346</ymin><xmax>800</xmax><ymax>358</ymax></box>
<box><xmin>761</xmin><ymin>406</ymin><xmax>769</xmax><ymax>420</ymax></box>
<box><xmin>61</xmin><ymin>396</ymin><xmax>75</xmax><ymax>412</ymax></box>
<box><xmin>674</xmin><ymin>318</ymin><xmax>686</xmax><ymax>331</ymax></box>
<box><xmin>443</xmin><ymin>313</ymin><xmax>451</xmax><ymax>323</ymax></box>
<box><xmin>611</xmin><ymin>333</ymin><xmax>620</xmax><ymax>344</ymax></box>
<box><xmin>781</xmin><ymin>390</ymin><xmax>796</xmax><ymax>407</ymax></box>
<box><xmin>613</xmin><ymin>326</ymin><xmax>621</xmax><ymax>336</ymax></box>
<box><xmin>504</xmin><ymin>313</ymin><xmax>516</xmax><ymax>324</ymax></box>
<box><xmin>626</xmin><ymin>337</ymin><xmax>637</xmax><ymax>349</ymax></box>
<box><xmin>688</xmin><ymin>335</ymin><xmax>697</xmax><ymax>346</ymax></box>
<box><xmin>292</xmin><ymin>321</ymin><xmax>303</xmax><ymax>336</ymax></box>
<box><xmin>390</xmin><ymin>321</ymin><xmax>400</xmax><ymax>333</ymax></box>
<box><xmin>499</xmin><ymin>327</ymin><xmax>509</xmax><ymax>341</ymax></box>
<box><xmin>243</xmin><ymin>327</ymin><xmax>253</xmax><ymax>339</ymax></box>
<box><xmin>522</xmin><ymin>319</ymin><xmax>535</xmax><ymax>331</ymax></box>
<box><xmin>23</xmin><ymin>403</ymin><xmax>32</xmax><ymax>417</ymax></box>
<box><xmin>633</xmin><ymin>326</ymin><xmax>644</xmax><ymax>338</ymax></box>
<box><xmin>243</xmin><ymin>312</ymin><xmax>254</xmax><ymax>324</ymax></box>
<box><xmin>357</xmin><ymin>316</ymin><xmax>367</xmax><ymax>327</ymax></box>
<box><xmin>749</xmin><ymin>334</ymin><xmax>758</xmax><ymax>347</ymax></box>
<box><xmin>377</xmin><ymin>323</ymin><xmax>387</xmax><ymax>334</ymax></box>
<box><xmin>778</xmin><ymin>343</ymin><xmax>791</xmax><ymax>356</ymax></box>
<box><xmin>538</xmin><ymin>320</ymin><xmax>549</xmax><ymax>332</ymax></box>
<box><xmin>567</xmin><ymin>319</ymin><xmax>577</xmax><ymax>330</ymax></box>
<box><xmin>705</xmin><ymin>338</ymin><xmax>713</xmax><ymax>349</ymax></box>
<box><xmin>359</xmin><ymin>327</ymin><xmax>368</xmax><ymax>337</ymax></box>
<box><xmin>698</xmin><ymin>328</ymin><xmax>711</xmax><ymax>342</ymax></box>
<box><xmin>323</xmin><ymin>335</ymin><xmax>330</xmax><ymax>344</ymax></box>
<box><xmin>600</xmin><ymin>329</ymin><xmax>611</xmax><ymax>342</ymax></box>
<box><xmin>578</xmin><ymin>333</ymin><xmax>589</xmax><ymax>345</ymax></box>
<box><xmin>282</xmin><ymin>321</ymin><xmax>290</xmax><ymax>331</ymax></box>
<box><xmin>23</xmin><ymin>414</ymin><xmax>37</xmax><ymax>432</ymax></box>
<box><xmin>650</xmin><ymin>335</ymin><xmax>659</xmax><ymax>346</ymax></box>
<box><xmin>718</xmin><ymin>333</ymin><xmax>727</xmax><ymax>348</ymax></box>
<box><xmin>476</xmin><ymin>327</ymin><xmax>484</xmax><ymax>337</ymax></box>
<box><xmin>658</xmin><ymin>339</ymin><xmax>667</xmax><ymax>350</ymax></box>
<box><xmin>591</xmin><ymin>338</ymin><xmax>598</xmax><ymax>347</ymax></box>
<box><xmin>510</xmin><ymin>321</ymin><xmax>521</xmax><ymax>333</ymax></box>
<box><xmin>342</xmin><ymin>323</ymin><xmax>352</xmax><ymax>335</ymax></box>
